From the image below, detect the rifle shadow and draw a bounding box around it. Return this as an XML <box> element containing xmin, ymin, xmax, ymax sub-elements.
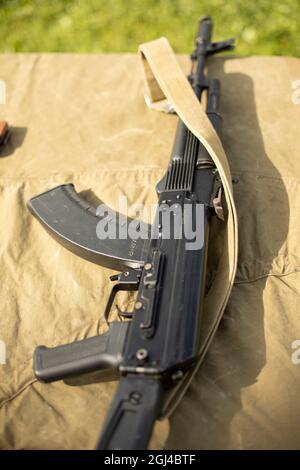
<box><xmin>166</xmin><ymin>59</ymin><xmax>290</xmax><ymax>449</ymax></box>
<box><xmin>0</xmin><ymin>126</ymin><xmax>27</xmax><ymax>157</ymax></box>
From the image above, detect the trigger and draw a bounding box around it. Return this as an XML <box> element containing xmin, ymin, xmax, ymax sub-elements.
<box><xmin>104</xmin><ymin>268</ymin><xmax>142</xmax><ymax>324</ymax></box>
<box><xmin>117</xmin><ymin>306</ymin><xmax>134</xmax><ymax>321</ymax></box>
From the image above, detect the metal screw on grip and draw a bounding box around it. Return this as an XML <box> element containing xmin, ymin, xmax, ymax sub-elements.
<box><xmin>136</xmin><ymin>349</ymin><xmax>149</xmax><ymax>361</ymax></box>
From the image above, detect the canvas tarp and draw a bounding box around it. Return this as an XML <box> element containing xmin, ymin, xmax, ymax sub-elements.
<box><xmin>0</xmin><ymin>51</ymin><xmax>299</xmax><ymax>449</ymax></box>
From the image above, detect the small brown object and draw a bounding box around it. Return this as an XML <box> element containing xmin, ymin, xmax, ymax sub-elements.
<box><xmin>0</xmin><ymin>120</ymin><xmax>9</xmax><ymax>146</ymax></box>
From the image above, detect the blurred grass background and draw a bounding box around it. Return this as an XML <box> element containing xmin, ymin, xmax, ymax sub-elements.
<box><xmin>0</xmin><ymin>0</ymin><xmax>299</xmax><ymax>56</ymax></box>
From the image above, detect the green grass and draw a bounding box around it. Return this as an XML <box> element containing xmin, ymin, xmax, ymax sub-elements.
<box><xmin>0</xmin><ymin>0</ymin><xmax>299</xmax><ymax>56</ymax></box>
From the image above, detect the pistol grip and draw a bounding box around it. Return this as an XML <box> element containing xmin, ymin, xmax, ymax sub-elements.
<box><xmin>34</xmin><ymin>322</ymin><xmax>129</xmax><ymax>383</ymax></box>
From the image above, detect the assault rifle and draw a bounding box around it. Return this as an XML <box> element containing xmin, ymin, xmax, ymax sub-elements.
<box><xmin>28</xmin><ymin>17</ymin><xmax>235</xmax><ymax>450</ymax></box>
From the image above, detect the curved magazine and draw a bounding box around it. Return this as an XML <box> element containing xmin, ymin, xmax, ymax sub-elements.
<box><xmin>28</xmin><ymin>184</ymin><xmax>150</xmax><ymax>271</ymax></box>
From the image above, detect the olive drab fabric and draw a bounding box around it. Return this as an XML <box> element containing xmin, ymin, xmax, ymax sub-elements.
<box><xmin>0</xmin><ymin>50</ymin><xmax>300</xmax><ymax>449</ymax></box>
